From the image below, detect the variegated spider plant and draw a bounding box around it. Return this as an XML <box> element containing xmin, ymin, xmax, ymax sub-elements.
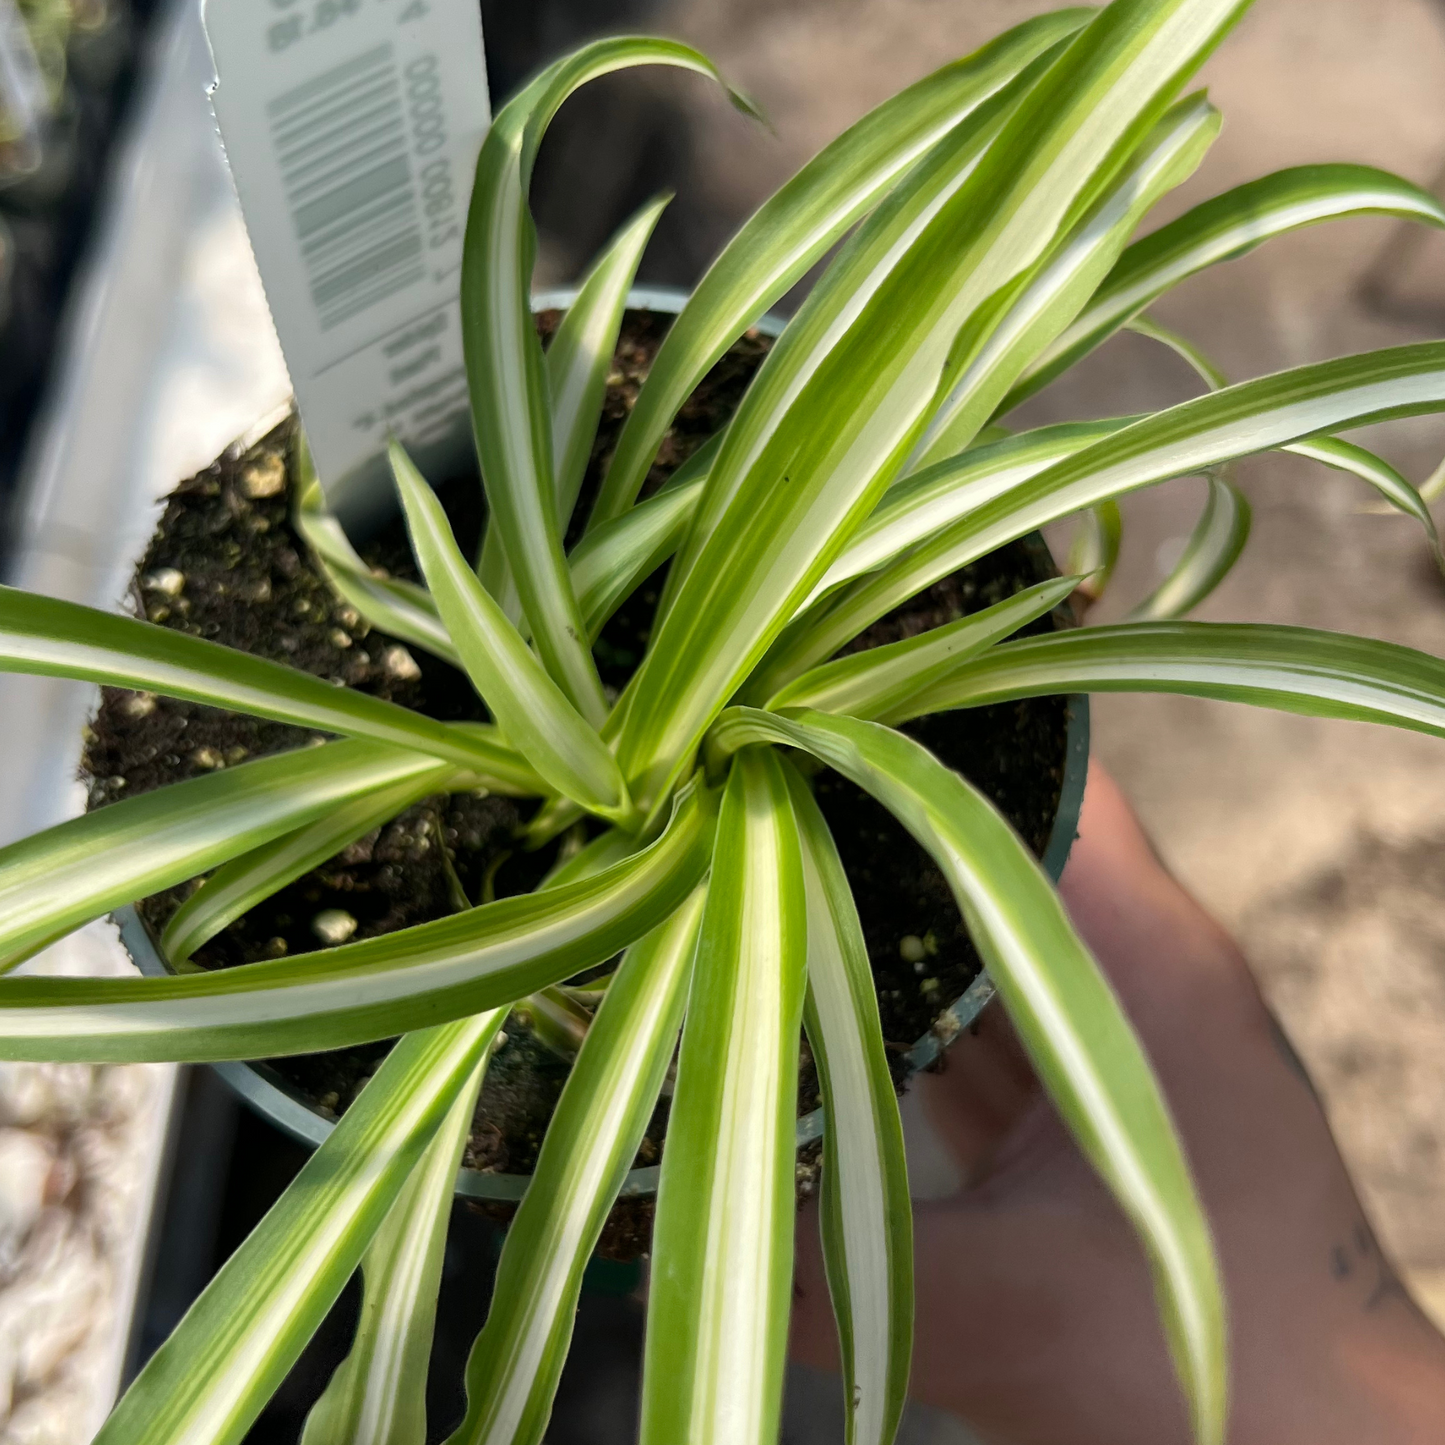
<box><xmin>2</xmin><ymin>2</ymin><xmax>1445</xmax><ymax>1442</ymax></box>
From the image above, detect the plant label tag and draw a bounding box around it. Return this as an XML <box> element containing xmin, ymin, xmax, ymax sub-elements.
<box><xmin>203</xmin><ymin>0</ymin><xmax>489</xmax><ymax>521</ymax></box>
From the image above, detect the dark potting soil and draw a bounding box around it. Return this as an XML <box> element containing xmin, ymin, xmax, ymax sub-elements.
<box><xmin>85</xmin><ymin>308</ymin><xmax>1066</xmax><ymax>1258</ymax></box>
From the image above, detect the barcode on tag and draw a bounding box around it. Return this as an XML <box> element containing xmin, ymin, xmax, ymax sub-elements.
<box><xmin>271</xmin><ymin>43</ymin><xmax>425</xmax><ymax>329</ymax></box>
<box><xmin>205</xmin><ymin>0</ymin><xmax>489</xmax><ymax>520</ymax></box>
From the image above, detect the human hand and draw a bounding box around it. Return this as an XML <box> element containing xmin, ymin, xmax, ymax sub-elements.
<box><xmin>790</xmin><ymin>763</ymin><xmax>1445</xmax><ymax>1444</ymax></box>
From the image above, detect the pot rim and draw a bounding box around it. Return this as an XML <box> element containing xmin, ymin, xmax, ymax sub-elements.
<box><xmin>114</xmin><ymin>283</ymin><xmax>1091</xmax><ymax>1203</ymax></box>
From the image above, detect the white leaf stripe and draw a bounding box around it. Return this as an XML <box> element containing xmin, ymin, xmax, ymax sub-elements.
<box><xmin>889</xmin><ymin>621</ymin><xmax>1445</xmax><ymax>738</ymax></box>
<box><xmin>391</xmin><ymin>441</ymin><xmax>635</xmax><ymax>826</ymax></box>
<box><xmin>96</xmin><ymin>1012</ymin><xmax>504</xmax><ymax>1445</ymax></box>
<box><xmin>311</xmin><ymin>547</ymin><xmax>461</xmax><ymax>668</ymax></box>
<box><xmin>449</xmin><ymin>890</ymin><xmax>705</xmax><ymax>1445</ymax></box>
<box><xmin>913</xmin><ymin>91</ymin><xmax>1219</xmax><ymax>469</ymax></box>
<box><xmin>1124</xmin><ymin>473</ymin><xmax>1249</xmax><ymax>622</ymax></box>
<box><xmin>302</xmin><ymin>1055</ymin><xmax>487</xmax><ymax>1445</ymax></box>
<box><xmin>809</xmin><ymin>419</ymin><xmax>1135</xmax><ymax>605</ymax></box>
<box><xmin>641</xmin><ymin>751</ymin><xmax>807</xmax><ymax>1445</ymax></box>
<box><xmin>1008</xmin><ymin>163</ymin><xmax>1445</xmax><ymax>408</ymax></box>
<box><xmin>0</xmin><ymin>741</ymin><xmax>453</xmax><ymax>973</ymax></box>
<box><xmin>784</xmin><ymin>766</ymin><xmax>911</xmax><ymax>1445</ymax></box>
<box><xmin>571</xmin><ymin>476</ymin><xmax>706</xmax><ymax>641</ymax></box>
<box><xmin>549</xmin><ymin>197</ymin><xmax>671</xmax><ymax>525</ymax></box>
<box><xmin>293</xmin><ymin>442</ymin><xmax>465</xmax><ymax>665</ymax></box>
<box><xmin>765</xmin><ymin>575</ymin><xmax>1079</xmax><ymax>721</ymax></box>
<box><xmin>617</xmin><ymin>0</ymin><xmax>1253</xmax><ymax>814</ymax></box>
<box><xmin>706</xmin><ymin>708</ymin><xmax>1225</xmax><ymax>1445</ymax></box>
<box><xmin>1283</xmin><ymin>435</ymin><xmax>1444</xmax><ymax>570</ymax></box>
<box><xmin>162</xmin><ymin>771</ymin><xmax>445</xmax><ymax>966</ymax></box>
<box><xmin>464</xmin><ymin>41</ymin><xmax>732</xmax><ymax>725</ymax></box>
<box><xmin>0</xmin><ymin>782</ymin><xmax>715</xmax><ymax>1062</ymax></box>
<box><xmin>588</xmin><ymin>7</ymin><xmax>1094</xmax><ymax>530</ymax></box>
<box><xmin>661</xmin><ymin>65</ymin><xmax>1034</xmax><ymax>608</ymax></box>
<box><xmin>0</xmin><ymin>585</ymin><xmax>534</xmax><ymax>784</ymax></box>
<box><xmin>768</xmin><ymin>342</ymin><xmax>1445</xmax><ymax>689</ymax></box>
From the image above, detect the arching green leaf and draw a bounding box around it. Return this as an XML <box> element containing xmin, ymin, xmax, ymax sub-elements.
<box><xmin>641</xmin><ymin>749</ymin><xmax>807</xmax><ymax>1445</ymax></box>
<box><xmin>96</xmin><ymin>1011</ymin><xmax>505</xmax><ymax>1445</ymax></box>
<box><xmin>784</xmin><ymin>765</ymin><xmax>912</xmax><ymax>1445</ymax></box>
<box><xmin>447</xmin><ymin>890</ymin><xmax>704</xmax><ymax>1445</ymax></box>
<box><xmin>1005</xmin><ymin>163</ymin><xmax>1445</xmax><ymax>409</ymax></box>
<box><xmin>587</xmin><ymin>8</ymin><xmax>1095</xmax><ymax>530</ymax></box>
<box><xmin>707</xmin><ymin>707</ymin><xmax>1225</xmax><ymax>1445</ymax></box>
<box><xmin>392</xmin><ymin>441</ymin><xmax>635</xmax><ymax>826</ymax></box>
<box><xmin>0</xmin><ymin>780</ymin><xmax>715</xmax><ymax>1062</ymax></box>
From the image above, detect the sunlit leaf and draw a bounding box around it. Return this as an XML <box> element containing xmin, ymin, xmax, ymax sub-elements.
<box><xmin>640</xmin><ymin>749</ymin><xmax>807</xmax><ymax>1445</ymax></box>
<box><xmin>588</xmin><ymin>7</ymin><xmax>1095</xmax><ymax>530</ymax></box>
<box><xmin>447</xmin><ymin>890</ymin><xmax>705</xmax><ymax>1445</ymax></box>
<box><xmin>463</xmin><ymin>38</ymin><xmax>748</xmax><ymax>724</ymax></box>
<box><xmin>162</xmin><ymin>771</ymin><xmax>448</xmax><ymax>967</ymax></box>
<box><xmin>391</xmin><ymin>441</ymin><xmax>635</xmax><ymax>826</ymax></box>
<box><xmin>1006</xmin><ymin>163</ymin><xmax>1445</xmax><ymax>409</ymax></box>
<box><xmin>0</xmin><ymin>586</ymin><xmax>534</xmax><ymax>784</ymax></box>
<box><xmin>887</xmin><ymin>621</ymin><xmax>1445</xmax><ymax>741</ymax></box>
<box><xmin>0</xmin><ymin>780</ymin><xmax>715</xmax><ymax>1062</ymax></box>
<box><xmin>784</xmin><ymin>764</ymin><xmax>912</xmax><ymax>1445</ymax></box>
<box><xmin>96</xmin><ymin>1011</ymin><xmax>505</xmax><ymax>1445</ymax></box>
<box><xmin>301</xmin><ymin>1051</ymin><xmax>489</xmax><ymax>1445</ymax></box>
<box><xmin>764</xmin><ymin>341</ymin><xmax>1445</xmax><ymax>690</ymax></box>
<box><xmin>708</xmin><ymin>707</ymin><xmax>1225</xmax><ymax>1445</ymax></box>
<box><xmin>0</xmin><ymin>741</ymin><xmax>453</xmax><ymax>973</ymax></box>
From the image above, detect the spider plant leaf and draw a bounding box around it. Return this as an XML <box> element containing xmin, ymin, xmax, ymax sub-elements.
<box><xmin>0</xmin><ymin>780</ymin><xmax>716</xmax><ymax>1062</ymax></box>
<box><xmin>707</xmin><ymin>707</ymin><xmax>1225</xmax><ymax>1445</ymax></box>
<box><xmin>311</xmin><ymin>549</ymin><xmax>461</xmax><ymax>669</ymax></box>
<box><xmin>808</xmin><ymin>419</ymin><xmax>1136</xmax><ymax>606</ymax></box>
<box><xmin>447</xmin><ymin>888</ymin><xmax>705</xmax><ymax>1445</ymax></box>
<box><xmin>301</xmin><ymin>1049</ymin><xmax>489</xmax><ymax>1445</ymax></box>
<box><xmin>619</xmin><ymin>0</ymin><xmax>1256</xmax><ymax>815</ymax></box>
<box><xmin>587</xmin><ymin>7</ymin><xmax>1095</xmax><ymax>531</ymax></box>
<box><xmin>475</xmin><ymin>195</ymin><xmax>672</xmax><ymax>615</ymax></box>
<box><xmin>1125</xmin><ymin>311</ymin><xmax>1229</xmax><ymax>389</ymax></box>
<box><xmin>912</xmin><ymin>92</ymin><xmax>1219</xmax><ymax>470</ymax></box>
<box><xmin>463</xmin><ymin>40</ymin><xmax>745</xmax><ymax>727</ymax></box>
<box><xmin>764</xmin><ymin>575</ymin><xmax>1080</xmax><ymax>721</ymax></box>
<box><xmin>551</xmin><ymin>196</ymin><xmax>672</xmax><ymax>525</ymax></box>
<box><xmin>391</xmin><ymin>441</ymin><xmax>636</xmax><ymax>827</ymax></box>
<box><xmin>293</xmin><ymin>432</ymin><xmax>460</xmax><ymax>661</ymax></box>
<box><xmin>571</xmin><ymin>473</ymin><xmax>706</xmax><ymax>642</ymax></box>
<box><xmin>1067</xmin><ymin>499</ymin><xmax>1124</xmax><ymax>607</ymax></box>
<box><xmin>783</xmin><ymin>764</ymin><xmax>912</xmax><ymax>1445</ymax></box>
<box><xmin>162</xmin><ymin>771</ymin><xmax>449</xmax><ymax>967</ymax></box>
<box><xmin>96</xmin><ymin>1010</ymin><xmax>505</xmax><ymax>1445</ymax></box>
<box><xmin>1005</xmin><ymin>164</ymin><xmax>1445</xmax><ymax>411</ymax></box>
<box><xmin>1125</xmin><ymin>474</ymin><xmax>1250</xmax><ymax>621</ymax></box>
<box><xmin>1109</xmin><ymin>317</ymin><xmax>1249</xmax><ymax>619</ymax></box>
<box><xmin>292</xmin><ymin>435</ymin><xmax>460</xmax><ymax>663</ymax></box>
<box><xmin>640</xmin><ymin>749</ymin><xmax>807</xmax><ymax>1445</ymax></box>
<box><xmin>766</xmin><ymin>340</ymin><xmax>1445</xmax><ymax>689</ymax></box>
<box><xmin>0</xmin><ymin>585</ymin><xmax>535</xmax><ymax>785</ymax></box>
<box><xmin>1130</xmin><ymin>309</ymin><xmax>1445</xmax><ymax>564</ymax></box>
<box><xmin>0</xmin><ymin>740</ymin><xmax>454</xmax><ymax>974</ymax></box>
<box><xmin>887</xmin><ymin>621</ymin><xmax>1445</xmax><ymax>741</ymax></box>
<box><xmin>1283</xmin><ymin>435</ymin><xmax>1445</xmax><ymax>573</ymax></box>
<box><xmin>649</xmin><ymin>54</ymin><xmax>1052</xmax><ymax>627</ymax></box>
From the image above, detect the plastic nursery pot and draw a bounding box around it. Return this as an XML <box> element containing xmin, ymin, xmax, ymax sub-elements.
<box><xmin>114</xmin><ymin>284</ymin><xmax>1089</xmax><ymax>1208</ymax></box>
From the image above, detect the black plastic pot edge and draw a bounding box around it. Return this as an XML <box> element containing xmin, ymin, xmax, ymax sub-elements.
<box><xmin>112</xmin><ymin>281</ymin><xmax>1091</xmax><ymax>1202</ymax></box>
